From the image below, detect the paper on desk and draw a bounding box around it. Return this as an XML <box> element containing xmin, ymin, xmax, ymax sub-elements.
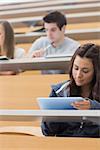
<box><xmin>0</xmin><ymin>126</ymin><xmax>44</xmax><ymax>137</ymax></box>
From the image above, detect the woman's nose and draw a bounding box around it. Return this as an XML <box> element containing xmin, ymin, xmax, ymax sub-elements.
<box><xmin>76</xmin><ymin>70</ymin><xmax>82</xmax><ymax>78</ymax></box>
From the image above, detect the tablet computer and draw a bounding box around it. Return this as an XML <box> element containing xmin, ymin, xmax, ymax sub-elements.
<box><xmin>37</xmin><ymin>97</ymin><xmax>84</xmax><ymax>110</ymax></box>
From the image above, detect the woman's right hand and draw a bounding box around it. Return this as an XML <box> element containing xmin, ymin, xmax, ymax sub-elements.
<box><xmin>0</xmin><ymin>71</ymin><xmax>17</xmax><ymax>75</ymax></box>
<box><xmin>72</xmin><ymin>100</ymin><xmax>91</xmax><ymax>110</ymax></box>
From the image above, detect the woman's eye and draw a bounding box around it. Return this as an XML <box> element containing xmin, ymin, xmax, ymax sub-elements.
<box><xmin>83</xmin><ymin>70</ymin><xmax>89</xmax><ymax>73</ymax></box>
<box><xmin>74</xmin><ymin>67</ymin><xmax>78</xmax><ymax>70</ymax></box>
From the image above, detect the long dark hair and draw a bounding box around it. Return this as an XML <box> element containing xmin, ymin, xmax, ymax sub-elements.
<box><xmin>69</xmin><ymin>43</ymin><xmax>100</xmax><ymax>102</ymax></box>
<box><xmin>0</xmin><ymin>21</ymin><xmax>15</xmax><ymax>58</ymax></box>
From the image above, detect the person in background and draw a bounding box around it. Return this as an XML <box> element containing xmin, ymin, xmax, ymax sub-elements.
<box><xmin>0</xmin><ymin>21</ymin><xmax>25</xmax><ymax>75</ymax></box>
<box><xmin>27</xmin><ymin>11</ymin><xmax>80</xmax><ymax>74</ymax></box>
<box><xmin>41</xmin><ymin>43</ymin><xmax>100</xmax><ymax>137</ymax></box>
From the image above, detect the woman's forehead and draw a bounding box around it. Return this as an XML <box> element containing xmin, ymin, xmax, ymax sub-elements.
<box><xmin>73</xmin><ymin>55</ymin><xmax>93</xmax><ymax>68</ymax></box>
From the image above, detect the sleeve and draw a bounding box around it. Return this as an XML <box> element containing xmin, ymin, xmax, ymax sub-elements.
<box><xmin>49</xmin><ymin>89</ymin><xmax>58</xmax><ymax>97</ymax></box>
<box><xmin>90</xmin><ymin>100</ymin><xmax>100</xmax><ymax>110</ymax></box>
<box><xmin>41</xmin><ymin>122</ymin><xmax>57</xmax><ymax>136</ymax></box>
<box><xmin>49</xmin><ymin>82</ymin><xmax>66</xmax><ymax>97</ymax></box>
<box><xmin>14</xmin><ymin>48</ymin><xmax>25</xmax><ymax>58</ymax></box>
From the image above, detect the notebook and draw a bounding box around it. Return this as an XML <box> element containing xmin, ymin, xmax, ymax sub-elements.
<box><xmin>37</xmin><ymin>97</ymin><xmax>84</xmax><ymax>110</ymax></box>
<box><xmin>0</xmin><ymin>56</ymin><xmax>9</xmax><ymax>60</ymax></box>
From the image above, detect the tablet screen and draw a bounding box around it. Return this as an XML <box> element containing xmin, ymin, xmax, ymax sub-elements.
<box><xmin>37</xmin><ymin>97</ymin><xmax>84</xmax><ymax>110</ymax></box>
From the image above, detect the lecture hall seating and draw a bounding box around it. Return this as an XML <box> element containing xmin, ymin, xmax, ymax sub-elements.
<box><xmin>0</xmin><ymin>0</ymin><xmax>99</xmax><ymax>53</ymax></box>
<box><xmin>0</xmin><ymin>1</ymin><xmax>99</xmax><ymax>149</ymax></box>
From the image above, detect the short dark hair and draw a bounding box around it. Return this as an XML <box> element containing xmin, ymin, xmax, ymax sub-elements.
<box><xmin>69</xmin><ymin>43</ymin><xmax>100</xmax><ymax>101</ymax></box>
<box><xmin>43</xmin><ymin>11</ymin><xmax>67</xmax><ymax>30</ymax></box>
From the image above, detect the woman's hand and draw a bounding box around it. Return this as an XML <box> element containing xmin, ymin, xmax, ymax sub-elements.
<box><xmin>0</xmin><ymin>71</ymin><xmax>17</xmax><ymax>75</ymax></box>
<box><xmin>72</xmin><ymin>100</ymin><xmax>91</xmax><ymax>110</ymax></box>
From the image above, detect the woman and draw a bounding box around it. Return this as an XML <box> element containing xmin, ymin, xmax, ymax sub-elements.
<box><xmin>0</xmin><ymin>21</ymin><xmax>25</xmax><ymax>75</ymax></box>
<box><xmin>41</xmin><ymin>43</ymin><xmax>100</xmax><ymax>137</ymax></box>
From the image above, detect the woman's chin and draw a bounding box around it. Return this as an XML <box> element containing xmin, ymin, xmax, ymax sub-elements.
<box><xmin>75</xmin><ymin>82</ymin><xmax>83</xmax><ymax>86</ymax></box>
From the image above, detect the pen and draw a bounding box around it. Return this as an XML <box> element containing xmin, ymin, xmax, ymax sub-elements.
<box><xmin>44</xmin><ymin>42</ymin><xmax>54</xmax><ymax>56</ymax></box>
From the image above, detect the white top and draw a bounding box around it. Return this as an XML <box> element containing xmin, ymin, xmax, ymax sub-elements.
<box><xmin>28</xmin><ymin>37</ymin><xmax>80</xmax><ymax>74</ymax></box>
<box><xmin>28</xmin><ymin>36</ymin><xmax>80</xmax><ymax>57</ymax></box>
<box><xmin>14</xmin><ymin>47</ymin><xmax>25</xmax><ymax>58</ymax></box>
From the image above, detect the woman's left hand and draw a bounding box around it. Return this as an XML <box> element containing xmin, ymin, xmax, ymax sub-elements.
<box><xmin>72</xmin><ymin>100</ymin><xmax>91</xmax><ymax>110</ymax></box>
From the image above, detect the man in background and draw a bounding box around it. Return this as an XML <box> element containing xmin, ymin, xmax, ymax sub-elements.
<box><xmin>28</xmin><ymin>11</ymin><xmax>80</xmax><ymax>74</ymax></box>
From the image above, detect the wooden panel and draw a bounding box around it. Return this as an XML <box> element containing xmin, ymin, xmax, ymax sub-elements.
<box><xmin>14</xmin><ymin>22</ymin><xmax>99</xmax><ymax>34</ymax></box>
<box><xmin>0</xmin><ymin>75</ymin><xmax>68</xmax><ymax>109</ymax></box>
<box><xmin>79</xmin><ymin>39</ymin><xmax>100</xmax><ymax>45</ymax></box>
<box><xmin>67</xmin><ymin>22</ymin><xmax>100</xmax><ymax>30</ymax></box>
<box><xmin>0</xmin><ymin>135</ymin><xmax>99</xmax><ymax>150</ymax></box>
<box><xmin>1</xmin><ymin>11</ymin><xmax>99</xmax><ymax>28</ymax></box>
<box><xmin>0</xmin><ymin>0</ymin><xmax>98</xmax><ymax>11</ymax></box>
<box><xmin>0</xmin><ymin>74</ymin><xmax>68</xmax><ymax>126</ymax></box>
<box><xmin>0</xmin><ymin>3</ymin><xmax>99</xmax><ymax>19</ymax></box>
<box><xmin>20</xmin><ymin>70</ymin><xmax>41</xmax><ymax>75</ymax></box>
<box><xmin>15</xmin><ymin>28</ymin><xmax>99</xmax><ymax>44</ymax></box>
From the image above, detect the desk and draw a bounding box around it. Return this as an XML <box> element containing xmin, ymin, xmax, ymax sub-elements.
<box><xmin>0</xmin><ymin>0</ymin><xmax>97</xmax><ymax>12</ymax></box>
<box><xmin>0</xmin><ymin>75</ymin><xmax>68</xmax><ymax>109</ymax></box>
<box><xmin>0</xmin><ymin>134</ymin><xmax>99</xmax><ymax>150</ymax></box>
<box><xmin>0</xmin><ymin>74</ymin><xmax>67</xmax><ymax>126</ymax></box>
<box><xmin>0</xmin><ymin>75</ymin><xmax>99</xmax><ymax>150</ymax></box>
<box><xmin>0</xmin><ymin>110</ymin><xmax>99</xmax><ymax>150</ymax></box>
<box><xmin>0</xmin><ymin>110</ymin><xmax>100</xmax><ymax>125</ymax></box>
<box><xmin>0</xmin><ymin>57</ymin><xmax>70</xmax><ymax>72</ymax></box>
<box><xmin>0</xmin><ymin>12</ymin><xmax>99</xmax><ymax>28</ymax></box>
<box><xmin>0</xmin><ymin>3</ymin><xmax>99</xmax><ymax>19</ymax></box>
<box><xmin>15</xmin><ymin>28</ymin><xmax>100</xmax><ymax>44</ymax></box>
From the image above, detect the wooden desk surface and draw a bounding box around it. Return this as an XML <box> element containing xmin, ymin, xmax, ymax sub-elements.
<box><xmin>0</xmin><ymin>134</ymin><xmax>99</xmax><ymax>150</ymax></box>
<box><xmin>0</xmin><ymin>74</ymin><xmax>68</xmax><ymax>126</ymax></box>
<box><xmin>0</xmin><ymin>74</ymin><xmax>68</xmax><ymax>109</ymax></box>
<box><xmin>0</xmin><ymin>75</ymin><xmax>99</xmax><ymax>150</ymax></box>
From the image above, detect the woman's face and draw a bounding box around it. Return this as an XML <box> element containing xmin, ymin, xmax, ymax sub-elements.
<box><xmin>72</xmin><ymin>55</ymin><xmax>94</xmax><ymax>88</ymax></box>
<box><xmin>0</xmin><ymin>24</ymin><xmax>5</xmax><ymax>47</ymax></box>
